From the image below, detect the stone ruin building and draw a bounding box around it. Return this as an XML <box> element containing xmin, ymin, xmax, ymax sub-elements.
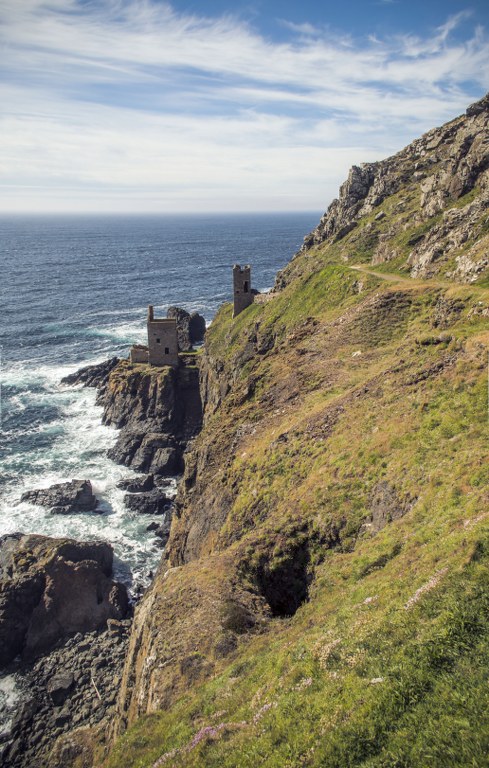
<box><xmin>130</xmin><ymin>305</ymin><xmax>179</xmax><ymax>367</ymax></box>
<box><xmin>233</xmin><ymin>264</ymin><xmax>253</xmax><ymax>317</ymax></box>
<box><xmin>129</xmin><ymin>264</ymin><xmax>251</xmax><ymax>367</ymax></box>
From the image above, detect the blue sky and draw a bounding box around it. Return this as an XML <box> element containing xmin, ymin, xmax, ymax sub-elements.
<box><xmin>1</xmin><ymin>0</ymin><xmax>488</xmax><ymax>213</ymax></box>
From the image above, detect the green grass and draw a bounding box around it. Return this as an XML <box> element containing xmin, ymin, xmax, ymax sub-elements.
<box><xmin>104</xmin><ymin>267</ymin><xmax>489</xmax><ymax>768</ymax></box>
<box><xmin>107</xmin><ymin>527</ymin><xmax>489</xmax><ymax>768</ymax></box>
<box><xmin>102</xmin><ymin>177</ymin><xmax>489</xmax><ymax>768</ymax></box>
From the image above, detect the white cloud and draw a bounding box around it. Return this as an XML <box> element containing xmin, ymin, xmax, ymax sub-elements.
<box><xmin>0</xmin><ymin>1</ymin><xmax>487</xmax><ymax>212</ymax></box>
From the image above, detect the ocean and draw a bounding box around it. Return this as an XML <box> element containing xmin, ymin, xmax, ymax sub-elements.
<box><xmin>0</xmin><ymin>212</ymin><xmax>319</xmax><ymax>589</ymax></box>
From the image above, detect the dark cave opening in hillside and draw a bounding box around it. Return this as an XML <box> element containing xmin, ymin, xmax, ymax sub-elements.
<box><xmin>254</xmin><ymin>541</ymin><xmax>311</xmax><ymax>618</ymax></box>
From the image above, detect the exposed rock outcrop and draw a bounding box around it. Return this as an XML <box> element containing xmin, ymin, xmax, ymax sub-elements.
<box><xmin>100</xmin><ymin>358</ymin><xmax>202</xmax><ymax>477</ymax></box>
<box><xmin>61</xmin><ymin>358</ymin><xmax>120</xmax><ymax>403</ymax></box>
<box><xmin>114</xmin><ymin>556</ymin><xmax>269</xmax><ymax>731</ymax></box>
<box><xmin>2</xmin><ymin>622</ymin><xmax>131</xmax><ymax>768</ymax></box>
<box><xmin>63</xmin><ymin>356</ymin><xmax>203</xmax><ymax>478</ymax></box>
<box><xmin>0</xmin><ymin>534</ymin><xmax>129</xmax><ymax>666</ymax></box>
<box><xmin>361</xmin><ymin>482</ymin><xmax>417</xmax><ymax>535</ymax></box>
<box><xmin>167</xmin><ymin>307</ymin><xmax>206</xmax><ymax>352</ymax></box>
<box><xmin>276</xmin><ymin>92</ymin><xmax>489</xmax><ymax>288</ymax></box>
<box><xmin>123</xmin><ymin>490</ymin><xmax>172</xmax><ymax>515</ymax></box>
<box><xmin>188</xmin><ymin>311</ymin><xmax>206</xmax><ymax>344</ymax></box>
<box><xmin>116</xmin><ymin>474</ymin><xmax>155</xmax><ymax>493</ymax></box>
<box><xmin>21</xmin><ymin>480</ymin><xmax>98</xmax><ymax>515</ymax></box>
<box><xmin>62</xmin><ymin>357</ymin><xmax>202</xmax><ymax>537</ymax></box>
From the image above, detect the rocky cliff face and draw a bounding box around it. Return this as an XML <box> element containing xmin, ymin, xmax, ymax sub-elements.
<box><xmin>277</xmin><ymin>93</ymin><xmax>489</xmax><ymax>288</ymax></box>
<box><xmin>0</xmin><ymin>534</ymin><xmax>128</xmax><ymax>666</ymax></box>
<box><xmin>105</xmin><ymin>96</ymin><xmax>489</xmax><ymax>768</ymax></box>
<box><xmin>65</xmin><ymin>357</ymin><xmax>203</xmax><ymax>478</ymax></box>
<box><xmin>101</xmin><ymin>358</ymin><xmax>202</xmax><ymax>477</ymax></box>
<box><xmin>0</xmin><ymin>534</ymin><xmax>132</xmax><ymax>768</ymax></box>
<box><xmin>114</xmin><ymin>553</ymin><xmax>269</xmax><ymax>733</ymax></box>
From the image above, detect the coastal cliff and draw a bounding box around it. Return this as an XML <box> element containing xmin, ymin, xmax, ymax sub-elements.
<box><xmin>64</xmin><ymin>356</ymin><xmax>202</xmax><ymax>478</ymax></box>
<box><xmin>15</xmin><ymin>97</ymin><xmax>489</xmax><ymax>768</ymax></box>
<box><xmin>100</xmin><ymin>95</ymin><xmax>489</xmax><ymax>768</ymax></box>
<box><xmin>277</xmin><ymin>92</ymin><xmax>489</xmax><ymax>287</ymax></box>
<box><xmin>101</xmin><ymin>358</ymin><xmax>202</xmax><ymax>477</ymax></box>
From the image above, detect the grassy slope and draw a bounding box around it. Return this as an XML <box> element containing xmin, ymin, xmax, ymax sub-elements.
<box><xmin>105</xmin><ymin>217</ymin><xmax>489</xmax><ymax>767</ymax></box>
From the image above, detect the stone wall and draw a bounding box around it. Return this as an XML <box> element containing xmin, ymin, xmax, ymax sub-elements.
<box><xmin>147</xmin><ymin>306</ymin><xmax>179</xmax><ymax>366</ymax></box>
<box><xmin>130</xmin><ymin>345</ymin><xmax>149</xmax><ymax>364</ymax></box>
<box><xmin>233</xmin><ymin>264</ymin><xmax>253</xmax><ymax>317</ymax></box>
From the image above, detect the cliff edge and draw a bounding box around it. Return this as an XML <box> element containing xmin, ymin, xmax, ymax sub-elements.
<box><xmin>277</xmin><ymin>92</ymin><xmax>489</xmax><ymax>288</ymax></box>
<box><xmin>102</xmin><ymin>95</ymin><xmax>489</xmax><ymax>768</ymax></box>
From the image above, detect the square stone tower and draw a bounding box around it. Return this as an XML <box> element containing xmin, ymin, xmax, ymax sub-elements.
<box><xmin>147</xmin><ymin>305</ymin><xmax>179</xmax><ymax>366</ymax></box>
<box><xmin>233</xmin><ymin>264</ymin><xmax>253</xmax><ymax>317</ymax></box>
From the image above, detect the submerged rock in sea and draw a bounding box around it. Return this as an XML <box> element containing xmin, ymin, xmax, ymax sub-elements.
<box><xmin>20</xmin><ymin>479</ymin><xmax>99</xmax><ymax>515</ymax></box>
<box><xmin>0</xmin><ymin>533</ymin><xmax>129</xmax><ymax>666</ymax></box>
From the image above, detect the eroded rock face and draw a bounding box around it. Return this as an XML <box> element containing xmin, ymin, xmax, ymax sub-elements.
<box><xmin>362</xmin><ymin>482</ymin><xmax>417</xmax><ymax>535</ymax></box>
<box><xmin>117</xmin><ymin>474</ymin><xmax>155</xmax><ymax>493</ymax></box>
<box><xmin>123</xmin><ymin>490</ymin><xmax>172</xmax><ymax>515</ymax></box>
<box><xmin>107</xmin><ymin>431</ymin><xmax>179</xmax><ymax>475</ymax></box>
<box><xmin>21</xmin><ymin>480</ymin><xmax>98</xmax><ymax>515</ymax></box>
<box><xmin>61</xmin><ymin>357</ymin><xmax>120</xmax><ymax>404</ymax></box>
<box><xmin>188</xmin><ymin>312</ymin><xmax>206</xmax><ymax>343</ymax></box>
<box><xmin>100</xmin><ymin>360</ymin><xmax>202</xmax><ymax>477</ymax></box>
<box><xmin>0</xmin><ymin>534</ymin><xmax>129</xmax><ymax>666</ymax></box>
<box><xmin>276</xmin><ymin>91</ymin><xmax>489</xmax><ymax>287</ymax></box>
<box><xmin>113</xmin><ymin>556</ymin><xmax>270</xmax><ymax>732</ymax></box>
<box><xmin>167</xmin><ymin>307</ymin><xmax>206</xmax><ymax>352</ymax></box>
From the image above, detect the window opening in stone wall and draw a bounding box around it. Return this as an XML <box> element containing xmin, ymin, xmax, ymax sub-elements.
<box><xmin>165</xmin><ymin>347</ymin><xmax>170</xmax><ymax>354</ymax></box>
<box><xmin>244</xmin><ymin>281</ymin><xmax>249</xmax><ymax>293</ymax></box>
<box><xmin>156</xmin><ymin>338</ymin><xmax>160</xmax><ymax>343</ymax></box>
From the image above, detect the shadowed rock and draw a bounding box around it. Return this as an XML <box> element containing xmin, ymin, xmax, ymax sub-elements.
<box><xmin>0</xmin><ymin>533</ymin><xmax>129</xmax><ymax>666</ymax></box>
<box><xmin>167</xmin><ymin>306</ymin><xmax>206</xmax><ymax>351</ymax></box>
<box><xmin>117</xmin><ymin>474</ymin><xmax>155</xmax><ymax>493</ymax></box>
<box><xmin>47</xmin><ymin>671</ymin><xmax>74</xmax><ymax>705</ymax></box>
<box><xmin>21</xmin><ymin>479</ymin><xmax>99</xmax><ymax>515</ymax></box>
<box><xmin>189</xmin><ymin>312</ymin><xmax>206</xmax><ymax>343</ymax></box>
<box><xmin>124</xmin><ymin>490</ymin><xmax>172</xmax><ymax>515</ymax></box>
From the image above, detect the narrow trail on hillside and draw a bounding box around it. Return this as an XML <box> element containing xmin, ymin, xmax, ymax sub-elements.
<box><xmin>349</xmin><ymin>264</ymin><xmax>489</xmax><ymax>300</ymax></box>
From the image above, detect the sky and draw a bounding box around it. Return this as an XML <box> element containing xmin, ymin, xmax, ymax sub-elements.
<box><xmin>1</xmin><ymin>0</ymin><xmax>488</xmax><ymax>214</ymax></box>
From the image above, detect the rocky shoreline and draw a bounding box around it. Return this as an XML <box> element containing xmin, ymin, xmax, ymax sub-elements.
<box><xmin>1</xmin><ymin>321</ymin><xmax>206</xmax><ymax>767</ymax></box>
<box><xmin>0</xmin><ymin>534</ymin><xmax>132</xmax><ymax>767</ymax></box>
<box><xmin>2</xmin><ymin>621</ymin><xmax>131</xmax><ymax>768</ymax></box>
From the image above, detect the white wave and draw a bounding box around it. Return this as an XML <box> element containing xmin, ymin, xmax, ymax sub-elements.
<box><xmin>0</xmin><ymin>673</ymin><xmax>22</xmax><ymax>739</ymax></box>
<box><xmin>6</xmin><ymin>394</ymin><xmax>26</xmax><ymax>413</ymax></box>
<box><xmin>2</xmin><ymin>357</ymin><xmax>110</xmax><ymax>392</ymax></box>
<box><xmin>1</xmin><ymin>475</ymin><xmax>164</xmax><ymax>591</ymax></box>
<box><xmin>0</xmin><ymin>381</ymin><xmax>165</xmax><ymax>590</ymax></box>
<box><xmin>88</xmin><ymin>322</ymin><xmax>147</xmax><ymax>346</ymax></box>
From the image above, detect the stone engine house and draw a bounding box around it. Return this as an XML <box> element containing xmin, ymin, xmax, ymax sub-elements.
<box><xmin>130</xmin><ymin>305</ymin><xmax>179</xmax><ymax>367</ymax></box>
<box><xmin>233</xmin><ymin>264</ymin><xmax>253</xmax><ymax>317</ymax></box>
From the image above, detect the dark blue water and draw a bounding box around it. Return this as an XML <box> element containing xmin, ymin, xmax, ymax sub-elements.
<box><xmin>0</xmin><ymin>213</ymin><xmax>318</xmax><ymax>584</ymax></box>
